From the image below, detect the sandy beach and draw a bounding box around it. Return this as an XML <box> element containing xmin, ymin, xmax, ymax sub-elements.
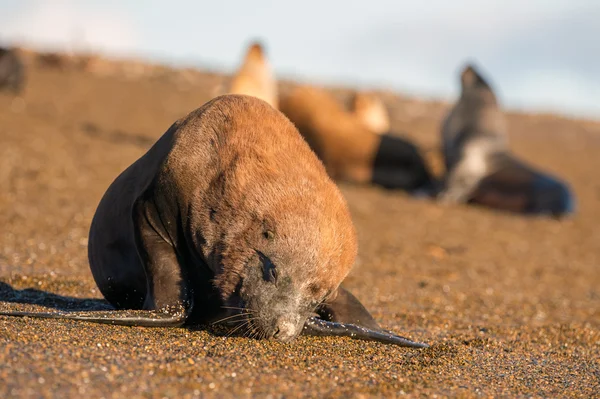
<box><xmin>0</xmin><ymin>57</ymin><xmax>599</xmax><ymax>398</ymax></box>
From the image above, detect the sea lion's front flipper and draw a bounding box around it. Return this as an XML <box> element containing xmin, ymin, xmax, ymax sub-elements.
<box><xmin>302</xmin><ymin>317</ymin><xmax>428</xmax><ymax>348</ymax></box>
<box><xmin>132</xmin><ymin>195</ymin><xmax>190</xmax><ymax>311</ymax></box>
<box><xmin>316</xmin><ymin>286</ymin><xmax>381</xmax><ymax>330</ymax></box>
<box><xmin>0</xmin><ymin>308</ymin><xmax>187</xmax><ymax>327</ymax></box>
<box><xmin>438</xmin><ymin>156</ymin><xmax>485</xmax><ymax>204</ymax></box>
<box><xmin>304</xmin><ymin>287</ymin><xmax>429</xmax><ymax>348</ymax></box>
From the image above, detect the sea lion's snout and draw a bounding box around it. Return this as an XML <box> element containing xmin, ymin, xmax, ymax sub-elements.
<box><xmin>257</xmin><ymin>297</ymin><xmax>306</xmax><ymax>342</ymax></box>
<box><xmin>232</xmin><ymin>250</ymin><xmax>314</xmax><ymax>342</ymax></box>
<box><xmin>271</xmin><ymin>315</ymin><xmax>303</xmax><ymax>342</ymax></box>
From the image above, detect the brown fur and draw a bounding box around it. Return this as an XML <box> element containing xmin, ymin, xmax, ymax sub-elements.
<box><xmin>228</xmin><ymin>42</ymin><xmax>278</xmax><ymax>109</ymax></box>
<box><xmin>350</xmin><ymin>92</ymin><xmax>391</xmax><ymax>134</ymax></box>
<box><xmin>173</xmin><ymin>95</ymin><xmax>357</xmax><ymax>296</ymax></box>
<box><xmin>279</xmin><ymin>85</ymin><xmax>380</xmax><ymax>183</ymax></box>
<box><xmin>88</xmin><ymin>94</ymin><xmax>356</xmax><ymax>331</ymax></box>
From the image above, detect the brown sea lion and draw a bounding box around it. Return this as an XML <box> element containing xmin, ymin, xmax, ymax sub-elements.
<box><xmin>0</xmin><ymin>47</ymin><xmax>25</xmax><ymax>94</ymax></box>
<box><xmin>280</xmin><ymin>86</ymin><xmax>435</xmax><ymax>195</ymax></box>
<box><xmin>228</xmin><ymin>41</ymin><xmax>278</xmax><ymax>109</ymax></box>
<box><xmin>0</xmin><ymin>95</ymin><xmax>427</xmax><ymax>348</ymax></box>
<box><xmin>439</xmin><ymin>63</ymin><xmax>574</xmax><ymax>216</ymax></box>
<box><xmin>350</xmin><ymin>91</ymin><xmax>390</xmax><ymax>135</ymax></box>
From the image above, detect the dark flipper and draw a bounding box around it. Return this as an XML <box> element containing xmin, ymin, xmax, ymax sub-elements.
<box><xmin>303</xmin><ymin>317</ymin><xmax>429</xmax><ymax>348</ymax></box>
<box><xmin>312</xmin><ymin>286</ymin><xmax>429</xmax><ymax>348</ymax></box>
<box><xmin>0</xmin><ymin>309</ymin><xmax>186</xmax><ymax>327</ymax></box>
<box><xmin>372</xmin><ymin>133</ymin><xmax>436</xmax><ymax>195</ymax></box>
<box><xmin>317</xmin><ymin>286</ymin><xmax>381</xmax><ymax>330</ymax></box>
<box><xmin>469</xmin><ymin>155</ymin><xmax>575</xmax><ymax>217</ymax></box>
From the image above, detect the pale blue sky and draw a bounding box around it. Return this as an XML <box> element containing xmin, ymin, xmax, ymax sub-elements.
<box><xmin>1</xmin><ymin>0</ymin><xmax>598</xmax><ymax>119</ymax></box>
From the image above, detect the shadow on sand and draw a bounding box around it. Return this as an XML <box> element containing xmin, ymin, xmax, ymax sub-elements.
<box><xmin>0</xmin><ymin>281</ymin><xmax>229</xmax><ymax>336</ymax></box>
<box><xmin>0</xmin><ymin>281</ymin><xmax>113</xmax><ymax>312</ymax></box>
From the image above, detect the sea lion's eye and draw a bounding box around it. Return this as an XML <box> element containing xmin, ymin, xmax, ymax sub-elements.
<box><xmin>257</xmin><ymin>251</ymin><xmax>278</xmax><ymax>284</ymax></box>
<box><xmin>263</xmin><ymin>230</ymin><xmax>275</xmax><ymax>240</ymax></box>
<box><xmin>267</xmin><ymin>265</ymin><xmax>277</xmax><ymax>284</ymax></box>
<box><xmin>263</xmin><ymin>260</ymin><xmax>277</xmax><ymax>284</ymax></box>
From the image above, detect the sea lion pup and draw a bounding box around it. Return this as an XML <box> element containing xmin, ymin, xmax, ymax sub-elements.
<box><xmin>0</xmin><ymin>47</ymin><xmax>25</xmax><ymax>94</ymax></box>
<box><xmin>0</xmin><ymin>95</ymin><xmax>427</xmax><ymax>348</ymax></box>
<box><xmin>228</xmin><ymin>41</ymin><xmax>278</xmax><ymax>109</ymax></box>
<box><xmin>350</xmin><ymin>91</ymin><xmax>391</xmax><ymax>135</ymax></box>
<box><xmin>279</xmin><ymin>86</ymin><xmax>435</xmax><ymax>194</ymax></box>
<box><xmin>439</xmin><ymin>64</ymin><xmax>574</xmax><ymax>216</ymax></box>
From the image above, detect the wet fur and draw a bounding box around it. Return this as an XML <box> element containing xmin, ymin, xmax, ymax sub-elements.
<box><xmin>280</xmin><ymin>86</ymin><xmax>434</xmax><ymax>193</ymax></box>
<box><xmin>228</xmin><ymin>42</ymin><xmax>278</xmax><ymax>109</ymax></box>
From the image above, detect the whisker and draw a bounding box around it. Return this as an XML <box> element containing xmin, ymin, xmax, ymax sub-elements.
<box><xmin>240</xmin><ymin>318</ymin><xmax>255</xmax><ymax>339</ymax></box>
<box><xmin>226</xmin><ymin>316</ymin><xmax>258</xmax><ymax>337</ymax></box>
<box><xmin>243</xmin><ymin>326</ymin><xmax>254</xmax><ymax>339</ymax></box>
<box><xmin>249</xmin><ymin>319</ymin><xmax>263</xmax><ymax>341</ymax></box>
<box><xmin>227</xmin><ymin>320</ymin><xmax>251</xmax><ymax>337</ymax></box>
<box><xmin>225</xmin><ymin>323</ymin><xmax>243</xmax><ymax>338</ymax></box>
<box><xmin>248</xmin><ymin>320</ymin><xmax>258</xmax><ymax>339</ymax></box>
<box><xmin>211</xmin><ymin>312</ymin><xmax>250</xmax><ymax>326</ymax></box>
<box><xmin>220</xmin><ymin>306</ymin><xmax>256</xmax><ymax>313</ymax></box>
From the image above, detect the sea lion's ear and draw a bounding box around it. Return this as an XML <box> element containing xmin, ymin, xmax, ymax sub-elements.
<box><xmin>316</xmin><ymin>286</ymin><xmax>381</xmax><ymax>331</ymax></box>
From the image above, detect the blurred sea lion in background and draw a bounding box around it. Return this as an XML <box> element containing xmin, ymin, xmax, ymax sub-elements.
<box><xmin>439</xmin><ymin>63</ymin><xmax>574</xmax><ymax>216</ymax></box>
<box><xmin>350</xmin><ymin>91</ymin><xmax>390</xmax><ymax>135</ymax></box>
<box><xmin>228</xmin><ymin>40</ymin><xmax>278</xmax><ymax>109</ymax></box>
<box><xmin>0</xmin><ymin>47</ymin><xmax>25</xmax><ymax>94</ymax></box>
<box><xmin>280</xmin><ymin>86</ymin><xmax>435</xmax><ymax>195</ymax></box>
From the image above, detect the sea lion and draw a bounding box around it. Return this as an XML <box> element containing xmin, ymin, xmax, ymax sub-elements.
<box><xmin>0</xmin><ymin>94</ymin><xmax>427</xmax><ymax>348</ymax></box>
<box><xmin>438</xmin><ymin>64</ymin><xmax>574</xmax><ymax>216</ymax></box>
<box><xmin>0</xmin><ymin>47</ymin><xmax>25</xmax><ymax>94</ymax></box>
<box><xmin>279</xmin><ymin>86</ymin><xmax>435</xmax><ymax>195</ymax></box>
<box><xmin>228</xmin><ymin>41</ymin><xmax>278</xmax><ymax>109</ymax></box>
<box><xmin>350</xmin><ymin>91</ymin><xmax>390</xmax><ymax>135</ymax></box>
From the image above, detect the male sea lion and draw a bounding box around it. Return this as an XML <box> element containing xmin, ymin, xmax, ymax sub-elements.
<box><xmin>228</xmin><ymin>41</ymin><xmax>278</xmax><ymax>109</ymax></box>
<box><xmin>0</xmin><ymin>95</ymin><xmax>427</xmax><ymax>348</ymax></box>
<box><xmin>0</xmin><ymin>47</ymin><xmax>25</xmax><ymax>94</ymax></box>
<box><xmin>439</xmin><ymin>63</ymin><xmax>574</xmax><ymax>216</ymax></box>
<box><xmin>280</xmin><ymin>86</ymin><xmax>435</xmax><ymax>195</ymax></box>
<box><xmin>350</xmin><ymin>91</ymin><xmax>390</xmax><ymax>135</ymax></box>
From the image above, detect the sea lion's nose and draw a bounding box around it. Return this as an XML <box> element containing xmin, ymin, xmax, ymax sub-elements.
<box><xmin>272</xmin><ymin>319</ymin><xmax>298</xmax><ymax>342</ymax></box>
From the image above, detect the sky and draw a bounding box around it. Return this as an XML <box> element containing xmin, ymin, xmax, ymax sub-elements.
<box><xmin>0</xmin><ymin>0</ymin><xmax>598</xmax><ymax>119</ymax></box>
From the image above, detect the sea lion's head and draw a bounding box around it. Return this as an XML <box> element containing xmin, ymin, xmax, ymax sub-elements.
<box><xmin>204</xmin><ymin>99</ymin><xmax>357</xmax><ymax>341</ymax></box>
<box><xmin>228</xmin><ymin>41</ymin><xmax>278</xmax><ymax>109</ymax></box>
<box><xmin>350</xmin><ymin>91</ymin><xmax>390</xmax><ymax>135</ymax></box>
<box><xmin>213</xmin><ymin>175</ymin><xmax>357</xmax><ymax>341</ymax></box>
<box><xmin>245</xmin><ymin>40</ymin><xmax>267</xmax><ymax>63</ymax></box>
<box><xmin>460</xmin><ymin>63</ymin><xmax>497</xmax><ymax>104</ymax></box>
<box><xmin>461</xmin><ymin>64</ymin><xmax>489</xmax><ymax>89</ymax></box>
